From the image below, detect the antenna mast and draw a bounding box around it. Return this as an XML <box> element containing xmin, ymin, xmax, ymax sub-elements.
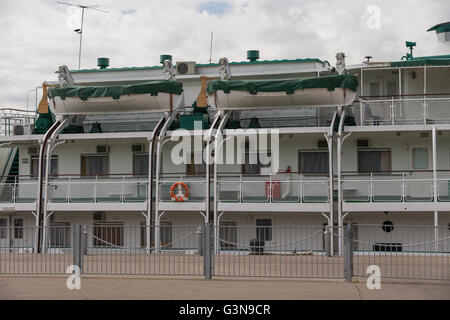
<box><xmin>209</xmin><ymin>32</ymin><xmax>213</xmax><ymax>64</ymax></box>
<box><xmin>57</xmin><ymin>2</ymin><xmax>109</xmax><ymax>70</ymax></box>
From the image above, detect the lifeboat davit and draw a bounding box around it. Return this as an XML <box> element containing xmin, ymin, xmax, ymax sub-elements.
<box><xmin>206</xmin><ymin>74</ymin><xmax>357</xmax><ymax>110</ymax></box>
<box><xmin>48</xmin><ymin>81</ymin><xmax>183</xmax><ymax>115</ymax></box>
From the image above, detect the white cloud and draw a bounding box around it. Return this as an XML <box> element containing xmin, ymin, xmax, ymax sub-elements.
<box><xmin>0</xmin><ymin>0</ymin><xmax>449</xmax><ymax>108</ymax></box>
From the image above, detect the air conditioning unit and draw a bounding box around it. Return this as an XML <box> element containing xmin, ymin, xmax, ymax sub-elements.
<box><xmin>13</xmin><ymin>124</ymin><xmax>32</xmax><ymax>135</ymax></box>
<box><xmin>357</xmin><ymin>139</ymin><xmax>370</xmax><ymax>148</ymax></box>
<box><xmin>28</xmin><ymin>146</ymin><xmax>39</xmax><ymax>155</ymax></box>
<box><xmin>176</xmin><ymin>61</ymin><xmax>196</xmax><ymax>75</ymax></box>
<box><xmin>96</xmin><ymin>145</ymin><xmax>109</xmax><ymax>153</ymax></box>
<box><xmin>317</xmin><ymin>140</ymin><xmax>328</xmax><ymax>149</ymax></box>
<box><xmin>131</xmin><ymin>144</ymin><xmax>144</xmax><ymax>153</ymax></box>
<box><xmin>93</xmin><ymin>212</ymin><xmax>105</xmax><ymax>221</ymax></box>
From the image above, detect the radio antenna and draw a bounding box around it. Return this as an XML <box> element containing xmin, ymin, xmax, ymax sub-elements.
<box><xmin>209</xmin><ymin>32</ymin><xmax>214</xmax><ymax>64</ymax></box>
<box><xmin>58</xmin><ymin>2</ymin><xmax>109</xmax><ymax>70</ymax></box>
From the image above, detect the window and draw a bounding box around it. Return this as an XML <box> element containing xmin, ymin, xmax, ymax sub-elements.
<box><xmin>49</xmin><ymin>222</ymin><xmax>71</xmax><ymax>247</ymax></box>
<box><xmin>93</xmin><ymin>222</ymin><xmax>123</xmax><ymax>247</ymax></box>
<box><xmin>133</xmin><ymin>154</ymin><xmax>149</xmax><ymax>176</ymax></box>
<box><xmin>0</xmin><ymin>219</ymin><xmax>6</xmax><ymax>239</ymax></box>
<box><xmin>298</xmin><ymin>151</ymin><xmax>329</xmax><ymax>174</ymax></box>
<box><xmin>81</xmin><ymin>155</ymin><xmax>109</xmax><ymax>176</ymax></box>
<box><xmin>186</xmin><ymin>153</ymin><xmax>206</xmax><ymax>174</ymax></box>
<box><xmin>382</xmin><ymin>221</ymin><xmax>394</xmax><ymax>233</ymax></box>
<box><xmin>30</xmin><ymin>156</ymin><xmax>58</xmax><ymax>177</ymax></box>
<box><xmin>14</xmin><ymin>218</ymin><xmax>23</xmax><ymax>239</ymax></box>
<box><xmin>412</xmin><ymin>148</ymin><xmax>428</xmax><ymax>169</ymax></box>
<box><xmin>140</xmin><ymin>221</ymin><xmax>172</xmax><ymax>248</ymax></box>
<box><xmin>256</xmin><ymin>219</ymin><xmax>272</xmax><ymax>241</ymax></box>
<box><xmin>358</xmin><ymin>150</ymin><xmax>391</xmax><ymax>172</ymax></box>
<box><xmin>219</xmin><ymin>221</ymin><xmax>237</xmax><ymax>249</ymax></box>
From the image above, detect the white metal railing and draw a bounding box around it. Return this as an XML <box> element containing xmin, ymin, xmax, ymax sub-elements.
<box><xmin>0</xmin><ymin>108</ymin><xmax>37</xmax><ymax>136</ymax></box>
<box><xmin>216</xmin><ymin>173</ymin><xmax>329</xmax><ymax>203</ymax></box>
<box><xmin>158</xmin><ymin>175</ymin><xmax>207</xmax><ymax>202</ymax></box>
<box><xmin>47</xmin><ymin>176</ymin><xmax>148</xmax><ymax>203</ymax></box>
<box><xmin>341</xmin><ymin>172</ymin><xmax>450</xmax><ymax>202</ymax></box>
<box><xmin>0</xmin><ymin>180</ymin><xmax>38</xmax><ymax>203</ymax></box>
<box><xmin>357</xmin><ymin>97</ymin><xmax>450</xmax><ymax>126</ymax></box>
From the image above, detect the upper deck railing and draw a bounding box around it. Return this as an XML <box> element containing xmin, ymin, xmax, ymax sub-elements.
<box><xmin>0</xmin><ymin>108</ymin><xmax>37</xmax><ymax>136</ymax></box>
<box><xmin>351</xmin><ymin>94</ymin><xmax>450</xmax><ymax>126</ymax></box>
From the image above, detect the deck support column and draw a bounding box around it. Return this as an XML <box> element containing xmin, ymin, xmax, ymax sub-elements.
<box><xmin>432</xmin><ymin>126</ymin><xmax>438</xmax><ymax>252</ymax></box>
<box><xmin>324</xmin><ymin>111</ymin><xmax>337</xmax><ymax>255</ymax></box>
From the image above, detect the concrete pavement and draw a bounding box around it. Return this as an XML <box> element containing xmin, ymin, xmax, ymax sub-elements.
<box><xmin>0</xmin><ymin>275</ymin><xmax>449</xmax><ymax>299</ymax></box>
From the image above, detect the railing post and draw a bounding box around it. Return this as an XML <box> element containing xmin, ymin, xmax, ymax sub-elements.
<box><xmin>324</xmin><ymin>226</ymin><xmax>331</xmax><ymax>257</ymax></box>
<box><xmin>67</xmin><ymin>177</ymin><xmax>71</xmax><ymax>203</ymax></box>
<box><xmin>121</xmin><ymin>175</ymin><xmax>125</xmax><ymax>203</ymax></box>
<box><xmin>94</xmin><ymin>175</ymin><xmax>97</xmax><ymax>203</ymax></box>
<box><xmin>370</xmin><ymin>173</ymin><xmax>373</xmax><ymax>202</ymax></box>
<box><xmin>344</xmin><ymin>223</ymin><xmax>353</xmax><ymax>282</ymax></box>
<box><xmin>402</xmin><ymin>172</ymin><xmax>405</xmax><ymax>202</ymax></box>
<box><xmin>203</xmin><ymin>222</ymin><xmax>212</xmax><ymax>280</ymax></box>
<box><xmin>73</xmin><ymin>223</ymin><xmax>83</xmax><ymax>273</ymax></box>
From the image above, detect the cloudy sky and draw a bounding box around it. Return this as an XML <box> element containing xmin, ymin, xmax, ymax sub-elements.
<box><xmin>0</xmin><ymin>0</ymin><xmax>449</xmax><ymax>109</ymax></box>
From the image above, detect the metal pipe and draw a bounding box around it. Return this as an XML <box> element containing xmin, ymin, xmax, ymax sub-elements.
<box><xmin>325</xmin><ymin>110</ymin><xmax>337</xmax><ymax>255</ymax></box>
<box><xmin>205</xmin><ymin>112</ymin><xmax>222</xmax><ymax>223</ymax></box>
<box><xmin>154</xmin><ymin>94</ymin><xmax>184</xmax><ymax>253</ymax></box>
<box><xmin>213</xmin><ymin>111</ymin><xmax>231</xmax><ymax>254</ymax></box>
<box><xmin>146</xmin><ymin>115</ymin><xmax>166</xmax><ymax>253</ymax></box>
<box><xmin>337</xmin><ymin>109</ymin><xmax>349</xmax><ymax>256</ymax></box>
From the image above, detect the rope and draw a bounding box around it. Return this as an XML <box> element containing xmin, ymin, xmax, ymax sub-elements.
<box><xmin>214</xmin><ymin>230</ymin><xmax>322</xmax><ymax>250</ymax></box>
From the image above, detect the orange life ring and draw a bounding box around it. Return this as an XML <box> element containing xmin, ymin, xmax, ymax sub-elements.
<box><xmin>170</xmin><ymin>182</ymin><xmax>190</xmax><ymax>202</ymax></box>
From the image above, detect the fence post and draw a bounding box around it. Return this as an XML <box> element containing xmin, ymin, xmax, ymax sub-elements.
<box><xmin>73</xmin><ymin>224</ymin><xmax>83</xmax><ymax>273</ymax></box>
<box><xmin>324</xmin><ymin>226</ymin><xmax>331</xmax><ymax>257</ymax></box>
<box><xmin>344</xmin><ymin>223</ymin><xmax>353</xmax><ymax>282</ymax></box>
<box><xmin>203</xmin><ymin>222</ymin><xmax>212</xmax><ymax>280</ymax></box>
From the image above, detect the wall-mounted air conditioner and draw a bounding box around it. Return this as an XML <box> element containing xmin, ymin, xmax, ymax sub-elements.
<box><xmin>13</xmin><ymin>124</ymin><xmax>33</xmax><ymax>135</ymax></box>
<box><xmin>176</xmin><ymin>61</ymin><xmax>196</xmax><ymax>75</ymax></box>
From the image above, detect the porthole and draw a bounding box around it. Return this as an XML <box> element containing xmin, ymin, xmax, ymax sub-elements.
<box><xmin>382</xmin><ymin>221</ymin><xmax>394</xmax><ymax>233</ymax></box>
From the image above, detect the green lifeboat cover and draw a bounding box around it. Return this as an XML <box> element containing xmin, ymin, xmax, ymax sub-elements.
<box><xmin>390</xmin><ymin>58</ymin><xmax>450</xmax><ymax>68</ymax></box>
<box><xmin>207</xmin><ymin>74</ymin><xmax>358</xmax><ymax>95</ymax></box>
<box><xmin>48</xmin><ymin>81</ymin><xmax>183</xmax><ymax>101</ymax></box>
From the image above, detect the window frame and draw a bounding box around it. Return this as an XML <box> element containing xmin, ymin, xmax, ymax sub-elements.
<box><xmin>80</xmin><ymin>154</ymin><xmax>110</xmax><ymax>177</ymax></box>
<box><xmin>298</xmin><ymin>149</ymin><xmax>329</xmax><ymax>174</ymax></box>
<box><xmin>30</xmin><ymin>155</ymin><xmax>59</xmax><ymax>178</ymax></box>
<box><xmin>357</xmin><ymin>148</ymin><xmax>392</xmax><ymax>173</ymax></box>
<box><xmin>411</xmin><ymin>146</ymin><xmax>429</xmax><ymax>170</ymax></box>
<box><xmin>255</xmin><ymin>218</ymin><xmax>272</xmax><ymax>241</ymax></box>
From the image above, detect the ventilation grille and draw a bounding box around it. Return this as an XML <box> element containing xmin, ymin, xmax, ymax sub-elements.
<box><xmin>93</xmin><ymin>212</ymin><xmax>105</xmax><ymax>221</ymax></box>
<box><xmin>132</xmin><ymin>144</ymin><xmax>144</xmax><ymax>153</ymax></box>
<box><xmin>317</xmin><ymin>140</ymin><xmax>328</xmax><ymax>148</ymax></box>
<box><xmin>96</xmin><ymin>145</ymin><xmax>109</xmax><ymax>153</ymax></box>
<box><xmin>357</xmin><ymin>139</ymin><xmax>370</xmax><ymax>148</ymax></box>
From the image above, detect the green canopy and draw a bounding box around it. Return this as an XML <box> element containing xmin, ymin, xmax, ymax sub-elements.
<box><xmin>48</xmin><ymin>81</ymin><xmax>183</xmax><ymax>101</ymax></box>
<box><xmin>390</xmin><ymin>58</ymin><xmax>450</xmax><ymax>68</ymax></box>
<box><xmin>207</xmin><ymin>74</ymin><xmax>358</xmax><ymax>95</ymax></box>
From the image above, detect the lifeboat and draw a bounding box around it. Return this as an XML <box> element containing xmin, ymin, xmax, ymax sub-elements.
<box><xmin>48</xmin><ymin>81</ymin><xmax>183</xmax><ymax>115</ymax></box>
<box><xmin>206</xmin><ymin>74</ymin><xmax>357</xmax><ymax>110</ymax></box>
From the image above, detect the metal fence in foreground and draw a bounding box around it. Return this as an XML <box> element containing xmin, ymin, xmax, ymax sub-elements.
<box><xmin>0</xmin><ymin>224</ymin><xmax>448</xmax><ymax>281</ymax></box>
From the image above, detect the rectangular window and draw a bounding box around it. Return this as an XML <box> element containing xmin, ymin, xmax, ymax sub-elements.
<box><xmin>81</xmin><ymin>155</ymin><xmax>109</xmax><ymax>176</ymax></box>
<box><xmin>298</xmin><ymin>151</ymin><xmax>329</xmax><ymax>173</ymax></box>
<box><xmin>14</xmin><ymin>218</ymin><xmax>23</xmax><ymax>239</ymax></box>
<box><xmin>358</xmin><ymin>150</ymin><xmax>391</xmax><ymax>172</ymax></box>
<box><xmin>412</xmin><ymin>147</ymin><xmax>428</xmax><ymax>169</ymax></box>
<box><xmin>30</xmin><ymin>156</ymin><xmax>58</xmax><ymax>178</ymax></box>
<box><xmin>0</xmin><ymin>218</ymin><xmax>6</xmax><ymax>239</ymax></box>
<box><xmin>133</xmin><ymin>154</ymin><xmax>149</xmax><ymax>176</ymax></box>
<box><xmin>49</xmin><ymin>222</ymin><xmax>71</xmax><ymax>247</ymax></box>
<box><xmin>256</xmin><ymin>219</ymin><xmax>272</xmax><ymax>241</ymax></box>
<box><xmin>219</xmin><ymin>221</ymin><xmax>237</xmax><ymax>249</ymax></box>
<box><xmin>93</xmin><ymin>222</ymin><xmax>123</xmax><ymax>247</ymax></box>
